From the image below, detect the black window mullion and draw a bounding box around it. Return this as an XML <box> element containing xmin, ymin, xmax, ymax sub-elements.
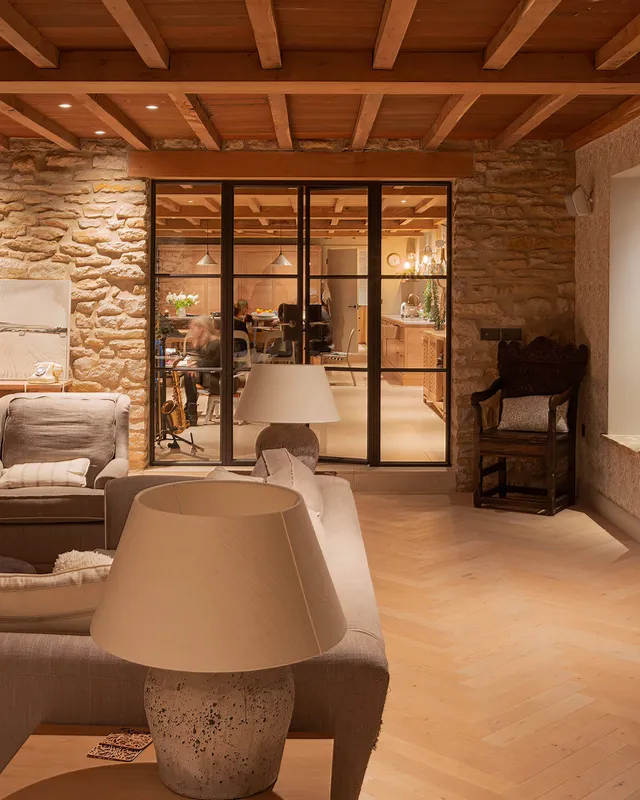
<box><xmin>220</xmin><ymin>182</ymin><xmax>235</xmax><ymax>465</ymax></box>
<box><xmin>368</xmin><ymin>183</ymin><xmax>382</xmax><ymax>466</ymax></box>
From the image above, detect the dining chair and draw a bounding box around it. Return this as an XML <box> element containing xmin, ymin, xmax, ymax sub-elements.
<box><xmin>321</xmin><ymin>328</ymin><xmax>357</xmax><ymax>386</ymax></box>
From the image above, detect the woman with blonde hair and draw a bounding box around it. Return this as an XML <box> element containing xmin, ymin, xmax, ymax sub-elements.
<box><xmin>183</xmin><ymin>315</ymin><xmax>221</xmax><ymax>425</ymax></box>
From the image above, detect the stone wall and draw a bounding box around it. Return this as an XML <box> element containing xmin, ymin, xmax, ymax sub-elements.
<box><xmin>0</xmin><ymin>140</ymin><xmax>149</xmax><ymax>468</ymax></box>
<box><xmin>575</xmin><ymin>115</ymin><xmax>640</xmax><ymax>520</ymax></box>
<box><xmin>0</xmin><ymin>137</ymin><xmax>576</xmax><ymax>482</ymax></box>
<box><xmin>451</xmin><ymin>140</ymin><xmax>576</xmax><ymax>489</ymax></box>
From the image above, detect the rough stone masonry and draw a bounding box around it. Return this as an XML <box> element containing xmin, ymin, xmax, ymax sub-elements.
<box><xmin>0</xmin><ymin>137</ymin><xmax>575</xmax><ymax>484</ymax></box>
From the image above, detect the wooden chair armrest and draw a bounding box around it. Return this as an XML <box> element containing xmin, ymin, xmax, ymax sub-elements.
<box><xmin>549</xmin><ymin>387</ymin><xmax>573</xmax><ymax>410</ymax></box>
<box><xmin>470</xmin><ymin>379</ymin><xmax>503</xmax><ymax>406</ymax></box>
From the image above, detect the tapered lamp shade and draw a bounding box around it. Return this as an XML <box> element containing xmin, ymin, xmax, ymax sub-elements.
<box><xmin>234</xmin><ymin>365</ymin><xmax>340</xmax><ymax>424</ymax></box>
<box><xmin>91</xmin><ymin>481</ymin><xmax>346</xmax><ymax>673</ymax></box>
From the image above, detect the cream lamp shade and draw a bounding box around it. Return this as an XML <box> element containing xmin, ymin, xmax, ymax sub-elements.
<box><xmin>91</xmin><ymin>481</ymin><xmax>347</xmax><ymax>673</ymax></box>
<box><xmin>234</xmin><ymin>364</ymin><xmax>340</xmax><ymax>424</ymax></box>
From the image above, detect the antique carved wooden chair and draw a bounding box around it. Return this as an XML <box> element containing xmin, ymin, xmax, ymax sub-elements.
<box><xmin>471</xmin><ymin>337</ymin><xmax>588</xmax><ymax>515</ymax></box>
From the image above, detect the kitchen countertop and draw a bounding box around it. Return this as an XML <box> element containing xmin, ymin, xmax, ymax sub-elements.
<box><xmin>382</xmin><ymin>315</ymin><xmax>435</xmax><ymax>327</ymax></box>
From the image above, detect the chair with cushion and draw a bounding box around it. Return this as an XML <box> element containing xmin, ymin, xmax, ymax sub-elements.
<box><xmin>471</xmin><ymin>337</ymin><xmax>588</xmax><ymax>515</ymax></box>
<box><xmin>0</xmin><ymin>393</ymin><xmax>130</xmax><ymax>570</ymax></box>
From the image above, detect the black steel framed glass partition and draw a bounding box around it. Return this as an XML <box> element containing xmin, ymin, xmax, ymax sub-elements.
<box><xmin>150</xmin><ymin>181</ymin><xmax>452</xmax><ymax>467</ymax></box>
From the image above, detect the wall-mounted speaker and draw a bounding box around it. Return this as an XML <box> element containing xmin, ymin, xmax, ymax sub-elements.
<box><xmin>564</xmin><ymin>185</ymin><xmax>593</xmax><ymax>217</ymax></box>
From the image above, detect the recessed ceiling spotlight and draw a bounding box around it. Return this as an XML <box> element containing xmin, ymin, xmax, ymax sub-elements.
<box><xmin>188</xmin><ymin>200</ymin><xmax>194</xmax><ymax>203</ymax></box>
<box><xmin>95</xmin><ymin>130</ymin><xmax>106</xmax><ymax>135</ymax></box>
<box><xmin>58</xmin><ymin>103</ymin><xmax>72</xmax><ymax>109</ymax></box>
<box><xmin>401</xmin><ymin>199</ymin><xmax>407</xmax><ymax>203</ymax></box>
<box><xmin>145</xmin><ymin>104</ymin><xmax>159</xmax><ymax>110</ymax></box>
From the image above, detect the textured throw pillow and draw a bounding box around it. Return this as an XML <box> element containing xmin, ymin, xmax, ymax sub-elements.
<box><xmin>53</xmin><ymin>550</ymin><xmax>114</xmax><ymax>573</ymax></box>
<box><xmin>252</xmin><ymin>449</ymin><xmax>323</xmax><ymax>519</ymax></box>
<box><xmin>0</xmin><ymin>564</ymin><xmax>111</xmax><ymax>635</ymax></box>
<box><xmin>0</xmin><ymin>458</ymin><xmax>91</xmax><ymax>489</ymax></box>
<box><xmin>204</xmin><ymin>466</ymin><xmax>263</xmax><ymax>483</ymax></box>
<box><xmin>498</xmin><ymin>395</ymin><xmax>569</xmax><ymax>433</ymax></box>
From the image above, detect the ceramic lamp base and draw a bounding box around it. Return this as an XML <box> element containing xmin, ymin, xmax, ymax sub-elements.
<box><xmin>144</xmin><ymin>666</ymin><xmax>295</xmax><ymax>800</ymax></box>
<box><xmin>255</xmin><ymin>423</ymin><xmax>319</xmax><ymax>471</ymax></box>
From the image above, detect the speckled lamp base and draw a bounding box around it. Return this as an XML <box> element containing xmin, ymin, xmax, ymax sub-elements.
<box><xmin>144</xmin><ymin>666</ymin><xmax>295</xmax><ymax>800</ymax></box>
<box><xmin>255</xmin><ymin>423</ymin><xmax>319</xmax><ymax>471</ymax></box>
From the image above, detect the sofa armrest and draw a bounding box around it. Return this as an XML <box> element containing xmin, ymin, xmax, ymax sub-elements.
<box><xmin>94</xmin><ymin>458</ymin><xmax>129</xmax><ymax>490</ymax></box>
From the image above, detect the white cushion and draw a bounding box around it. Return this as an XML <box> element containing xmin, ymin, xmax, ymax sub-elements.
<box><xmin>0</xmin><ymin>458</ymin><xmax>91</xmax><ymax>489</ymax></box>
<box><xmin>53</xmin><ymin>550</ymin><xmax>114</xmax><ymax>573</ymax></box>
<box><xmin>0</xmin><ymin>565</ymin><xmax>111</xmax><ymax>634</ymax></box>
<box><xmin>252</xmin><ymin>449</ymin><xmax>323</xmax><ymax>520</ymax></box>
<box><xmin>204</xmin><ymin>466</ymin><xmax>263</xmax><ymax>483</ymax></box>
<box><xmin>498</xmin><ymin>395</ymin><xmax>569</xmax><ymax>433</ymax></box>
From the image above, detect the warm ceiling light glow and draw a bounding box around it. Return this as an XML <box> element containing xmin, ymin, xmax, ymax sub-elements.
<box><xmin>188</xmin><ymin>200</ymin><xmax>194</xmax><ymax>203</ymax></box>
<box><xmin>95</xmin><ymin>130</ymin><xmax>106</xmax><ymax>135</ymax></box>
<box><xmin>401</xmin><ymin>199</ymin><xmax>407</xmax><ymax>203</ymax></box>
<box><xmin>58</xmin><ymin>103</ymin><xmax>72</xmax><ymax>109</ymax></box>
<box><xmin>145</xmin><ymin>105</ymin><xmax>159</xmax><ymax>110</ymax></box>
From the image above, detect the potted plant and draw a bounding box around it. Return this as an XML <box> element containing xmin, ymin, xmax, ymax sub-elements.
<box><xmin>167</xmin><ymin>292</ymin><xmax>199</xmax><ymax>318</ymax></box>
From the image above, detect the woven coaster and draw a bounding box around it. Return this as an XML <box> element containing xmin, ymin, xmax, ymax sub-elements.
<box><xmin>87</xmin><ymin>728</ymin><xmax>152</xmax><ymax>762</ymax></box>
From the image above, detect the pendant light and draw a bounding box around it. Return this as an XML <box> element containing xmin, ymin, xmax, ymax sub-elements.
<box><xmin>269</xmin><ymin>219</ymin><xmax>292</xmax><ymax>267</ymax></box>
<box><xmin>197</xmin><ymin>218</ymin><xmax>217</xmax><ymax>267</ymax></box>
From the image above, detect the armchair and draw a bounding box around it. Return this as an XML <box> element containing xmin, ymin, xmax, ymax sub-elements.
<box><xmin>471</xmin><ymin>337</ymin><xmax>588</xmax><ymax>515</ymax></box>
<box><xmin>0</xmin><ymin>393</ymin><xmax>130</xmax><ymax>569</ymax></box>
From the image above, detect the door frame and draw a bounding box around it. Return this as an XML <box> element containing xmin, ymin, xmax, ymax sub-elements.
<box><xmin>150</xmin><ymin>179</ymin><xmax>452</xmax><ymax>468</ymax></box>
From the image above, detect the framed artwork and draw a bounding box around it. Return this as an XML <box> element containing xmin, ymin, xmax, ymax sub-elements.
<box><xmin>0</xmin><ymin>279</ymin><xmax>71</xmax><ymax>380</ymax></box>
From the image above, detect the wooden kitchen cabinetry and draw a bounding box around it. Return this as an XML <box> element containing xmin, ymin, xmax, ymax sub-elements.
<box><xmin>381</xmin><ymin>315</ymin><xmax>435</xmax><ymax>386</ymax></box>
<box><xmin>423</xmin><ymin>329</ymin><xmax>447</xmax><ymax>419</ymax></box>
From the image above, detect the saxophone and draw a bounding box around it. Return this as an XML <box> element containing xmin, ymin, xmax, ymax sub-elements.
<box><xmin>161</xmin><ymin>371</ymin><xmax>189</xmax><ymax>433</ymax></box>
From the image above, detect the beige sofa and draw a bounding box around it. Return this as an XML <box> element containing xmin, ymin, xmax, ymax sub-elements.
<box><xmin>0</xmin><ymin>393</ymin><xmax>130</xmax><ymax>570</ymax></box>
<box><xmin>0</xmin><ymin>473</ymin><xmax>388</xmax><ymax>800</ymax></box>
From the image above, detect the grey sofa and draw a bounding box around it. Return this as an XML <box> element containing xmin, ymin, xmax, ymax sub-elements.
<box><xmin>0</xmin><ymin>473</ymin><xmax>388</xmax><ymax>800</ymax></box>
<box><xmin>0</xmin><ymin>392</ymin><xmax>130</xmax><ymax>570</ymax></box>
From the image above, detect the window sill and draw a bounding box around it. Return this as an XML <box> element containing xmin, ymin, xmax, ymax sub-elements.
<box><xmin>602</xmin><ymin>433</ymin><xmax>640</xmax><ymax>455</ymax></box>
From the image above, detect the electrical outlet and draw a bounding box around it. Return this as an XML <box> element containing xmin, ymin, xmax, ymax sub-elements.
<box><xmin>480</xmin><ymin>328</ymin><xmax>500</xmax><ymax>341</ymax></box>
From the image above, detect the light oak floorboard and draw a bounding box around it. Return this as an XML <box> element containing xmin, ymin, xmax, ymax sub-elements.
<box><xmin>358</xmin><ymin>494</ymin><xmax>640</xmax><ymax>800</ymax></box>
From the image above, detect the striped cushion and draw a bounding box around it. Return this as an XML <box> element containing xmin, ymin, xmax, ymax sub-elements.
<box><xmin>0</xmin><ymin>458</ymin><xmax>91</xmax><ymax>489</ymax></box>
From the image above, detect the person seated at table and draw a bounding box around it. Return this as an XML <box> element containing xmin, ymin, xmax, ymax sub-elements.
<box><xmin>182</xmin><ymin>315</ymin><xmax>221</xmax><ymax>426</ymax></box>
<box><xmin>233</xmin><ymin>300</ymin><xmax>253</xmax><ymax>353</ymax></box>
<box><xmin>309</xmin><ymin>302</ymin><xmax>334</xmax><ymax>356</ymax></box>
<box><xmin>267</xmin><ymin>303</ymin><xmax>294</xmax><ymax>361</ymax></box>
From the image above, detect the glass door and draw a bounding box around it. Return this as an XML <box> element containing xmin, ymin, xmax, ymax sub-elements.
<box><xmin>305</xmin><ymin>187</ymin><xmax>369</xmax><ymax>462</ymax></box>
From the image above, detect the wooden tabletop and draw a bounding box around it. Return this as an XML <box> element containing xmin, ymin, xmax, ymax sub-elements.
<box><xmin>0</xmin><ymin>731</ymin><xmax>333</xmax><ymax>800</ymax></box>
<box><xmin>0</xmin><ymin>380</ymin><xmax>72</xmax><ymax>393</ymax></box>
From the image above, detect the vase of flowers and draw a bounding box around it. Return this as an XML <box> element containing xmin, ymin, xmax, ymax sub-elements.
<box><xmin>167</xmin><ymin>292</ymin><xmax>199</xmax><ymax>317</ymax></box>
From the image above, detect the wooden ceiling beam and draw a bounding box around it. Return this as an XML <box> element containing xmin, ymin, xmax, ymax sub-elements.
<box><xmin>202</xmin><ymin>198</ymin><xmax>219</xmax><ymax>213</ymax></box>
<box><xmin>6</xmin><ymin>51</ymin><xmax>640</xmax><ymax>94</ymax></box>
<box><xmin>156</xmin><ymin>205</ymin><xmax>447</xmax><ymax>220</ymax></box>
<box><xmin>484</xmin><ymin>0</ymin><xmax>563</xmax><ymax>70</ymax></box>
<box><xmin>102</xmin><ymin>0</ymin><xmax>169</xmax><ymax>69</ymax></box>
<box><xmin>247</xmin><ymin>197</ymin><xmax>261</xmax><ymax>213</ymax></box>
<box><xmin>495</xmin><ymin>93</ymin><xmax>577</xmax><ymax>149</ymax></box>
<box><xmin>244</xmin><ymin>0</ymin><xmax>281</xmax><ymax>69</ymax></box>
<box><xmin>0</xmin><ymin>94</ymin><xmax>78</xmax><ymax>150</ymax></box>
<box><xmin>373</xmin><ymin>0</ymin><xmax>418</xmax><ymax>69</ymax></box>
<box><xmin>413</xmin><ymin>197</ymin><xmax>439</xmax><ymax>214</ymax></box>
<box><xmin>158</xmin><ymin>197</ymin><xmax>181</xmax><ymax>213</ymax></box>
<box><xmin>75</xmin><ymin>93</ymin><xmax>151</xmax><ymax>150</ymax></box>
<box><xmin>0</xmin><ymin>0</ymin><xmax>58</xmax><ymax>68</ymax></box>
<box><xmin>423</xmin><ymin>94</ymin><xmax>480</xmax><ymax>149</ymax></box>
<box><xmin>596</xmin><ymin>13</ymin><xmax>640</xmax><ymax>71</ymax></box>
<box><xmin>267</xmin><ymin>95</ymin><xmax>292</xmax><ymax>150</ymax></box>
<box><xmin>169</xmin><ymin>93</ymin><xmax>221</xmax><ymax>150</ymax></box>
<box><xmin>564</xmin><ymin>97</ymin><xmax>640</xmax><ymax>150</ymax></box>
<box><xmin>351</xmin><ymin>94</ymin><xmax>383</xmax><ymax>151</ymax></box>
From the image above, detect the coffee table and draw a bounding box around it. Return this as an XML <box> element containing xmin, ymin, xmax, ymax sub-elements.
<box><xmin>0</xmin><ymin>727</ymin><xmax>333</xmax><ymax>799</ymax></box>
<box><xmin>0</xmin><ymin>557</ymin><xmax>36</xmax><ymax>574</ymax></box>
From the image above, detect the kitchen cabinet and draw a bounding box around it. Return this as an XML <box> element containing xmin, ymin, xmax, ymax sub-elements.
<box><xmin>381</xmin><ymin>315</ymin><xmax>435</xmax><ymax>386</ymax></box>
<box><xmin>423</xmin><ymin>330</ymin><xmax>447</xmax><ymax>419</ymax></box>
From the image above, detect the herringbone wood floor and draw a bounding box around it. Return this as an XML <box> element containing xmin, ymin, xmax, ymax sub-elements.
<box><xmin>356</xmin><ymin>493</ymin><xmax>640</xmax><ymax>800</ymax></box>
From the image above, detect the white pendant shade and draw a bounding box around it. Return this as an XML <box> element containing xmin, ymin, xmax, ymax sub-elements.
<box><xmin>270</xmin><ymin>252</ymin><xmax>292</xmax><ymax>267</ymax></box>
<box><xmin>197</xmin><ymin>251</ymin><xmax>217</xmax><ymax>267</ymax></box>
<box><xmin>234</xmin><ymin>365</ymin><xmax>340</xmax><ymax>424</ymax></box>
<box><xmin>91</xmin><ymin>481</ymin><xmax>347</xmax><ymax>673</ymax></box>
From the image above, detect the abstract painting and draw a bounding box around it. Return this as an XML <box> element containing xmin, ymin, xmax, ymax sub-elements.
<box><xmin>0</xmin><ymin>279</ymin><xmax>71</xmax><ymax>380</ymax></box>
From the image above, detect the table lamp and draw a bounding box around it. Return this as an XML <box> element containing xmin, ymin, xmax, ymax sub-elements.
<box><xmin>234</xmin><ymin>364</ymin><xmax>340</xmax><ymax>470</ymax></box>
<box><xmin>91</xmin><ymin>480</ymin><xmax>346</xmax><ymax>800</ymax></box>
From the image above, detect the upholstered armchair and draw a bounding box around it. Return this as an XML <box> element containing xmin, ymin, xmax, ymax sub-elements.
<box><xmin>471</xmin><ymin>337</ymin><xmax>588</xmax><ymax>516</ymax></box>
<box><xmin>0</xmin><ymin>393</ymin><xmax>130</xmax><ymax>570</ymax></box>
